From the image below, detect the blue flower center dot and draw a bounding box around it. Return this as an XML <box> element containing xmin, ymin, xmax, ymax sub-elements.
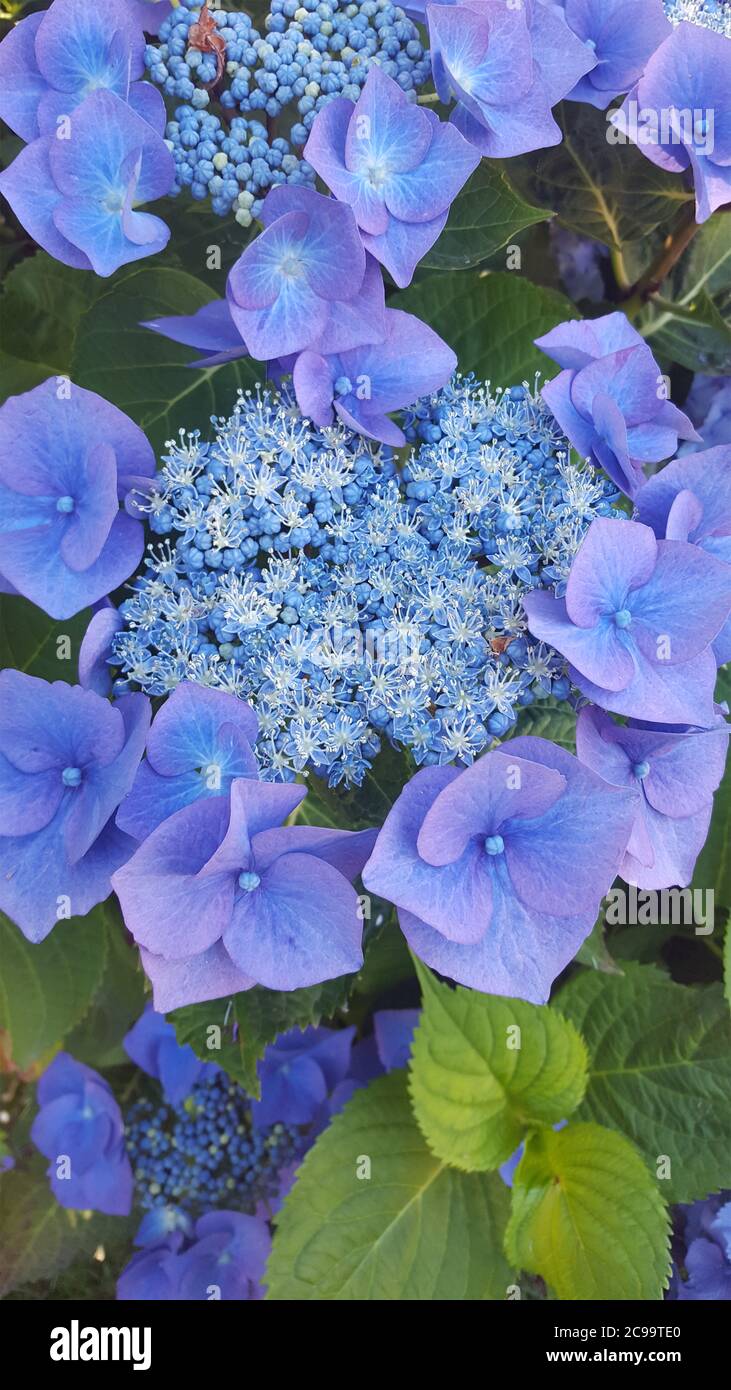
<box><xmin>334</xmin><ymin>376</ymin><xmax>353</xmax><ymax>398</ymax></box>
<box><xmin>633</xmin><ymin>760</ymin><xmax>651</xmax><ymax>780</ymax></box>
<box><xmin>484</xmin><ymin>834</ymin><xmax>505</xmax><ymax>856</ymax></box>
<box><xmin>62</xmin><ymin>766</ymin><xmax>82</xmax><ymax>787</ymax></box>
<box><xmin>585</xmin><ymin>37</ymin><xmax>597</xmax><ymax>50</ymax></box>
<box><xmin>238</xmin><ymin>870</ymin><xmax>261</xmax><ymax>892</ymax></box>
<box><xmin>56</xmin><ymin>495</ymin><xmax>75</xmax><ymax>514</ymax></box>
<box><xmin>614</xmin><ymin>608</ymin><xmax>632</xmax><ymax>628</ymax></box>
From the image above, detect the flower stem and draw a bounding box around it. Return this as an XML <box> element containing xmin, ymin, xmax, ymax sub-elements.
<box><xmin>621</xmin><ymin>201</ymin><xmax>699</xmax><ymax>319</ymax></box>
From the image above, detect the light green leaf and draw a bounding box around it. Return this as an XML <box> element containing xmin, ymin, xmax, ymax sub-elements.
<box><xmin>410</xmin><ymin>961</ymin><xmax>588</xmax><ymax>1171</ymax></box>
<box><xmin>266</xmin><ymin>1070</ymin><xmax>514</xmax><ymax>1300</ymax></box>
<box><xmin>0</xmin><ymin>908</ymin><xmax>109</xmax><ymax>1072</ymax></box>
<box><xmin>421</xmin><ymin>163</ymin><xmax>548</xmax><ymax>270</ymax></box>
<box><xmin>392</xmin><ymin>271</ymin><xmax>574</xmax><ymax>386</ymax></box>
<box><xmin>0</xmin><ymin>594</ymin><xmax>91</xmax><ymax>682</ymax></box>
<box><xmin>556</xmin><ymin>966</ymin><xmax>731</xmax><ymax>1202</ymax></box>
<box><xmin>508</xmin><ymin>102</ymin><xmax>692</xmax><ymax>250</ymax></box>
<box><xmin>506</xmin><ymin>1121</ymin><xmax>671</xmax><ymax>1301</ymax></box>
<box><xmin>71</xmin><ymin>265</ymin><xmax>259</xmax><ymax>453</ymax></box>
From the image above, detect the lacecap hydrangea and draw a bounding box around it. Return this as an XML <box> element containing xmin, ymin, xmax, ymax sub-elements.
<box><xmin>109</xmin><ymin>375</ymin><xmax>620</xmax><ymax>785</ymax></box>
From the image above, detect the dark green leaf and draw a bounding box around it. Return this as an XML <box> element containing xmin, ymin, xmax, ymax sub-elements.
<box><xmin>0</xmin><ymin>908</ymin><xmax>109</xmax><ymax>1072</ymax></box>
<box><xmin>393</xmin><ymin>270</ymin><xmax>574</xmax><ymax>387</ymax></box>
<box><xmin>0</xmin><ymin>594</ymin><xmax>91</xmax><ymax>681</ymax></box>
<box><xmin>421</xmin><ymin>163</ymin><xmax>548</xmax><ymax>271</ymax></box>
<box><xmin>509</xmin><ymin>102</ymin><xmax>692</xmax><ymax>250</ymax></box>
<box><xmin>71</xmin><ymin>265</ymin><xmax>260</xmax><ymax>453</ymax></box>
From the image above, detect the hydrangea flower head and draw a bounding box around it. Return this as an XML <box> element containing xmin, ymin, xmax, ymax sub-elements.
<box><xmin>0</xmin><ymin>671</ymin><xmax>149</xmax><ymax>942</ymax></box>
<box><xmin>427</xmin><ymin>0</ymin><xmax>596</xmax><ymax>158</ymax></box>
<box><xmin>536</xmin><ymin>312</ymin><xmax>700</xmax><ymax>496</ymax></box>
<box><xmin>304</xmin><ymin>64</ymin><xmax>480</xmax><ymax>287</ymax></box>
<box><xmin>293</xmin><ymin>309</ymin><xmax>458</xmax><ymax>445</ymax></box>
<box><xmin>576</xmin><ymin>707</ymin><xmax>728</xmax><ymax>888</ymax></box>
<box><xmin>112</xmin><ymin>377</ymin><xmax>619</xmax><ymax>784</ymax></box>
<box><xmin>0</xmin><ymin>380</ymin><xmax>155</xmax><ymax>619</ymax></box>
<box><xmin>226</xmin><ymin>184</ymin><xmax>384</xmax><ymax>361</ymax></box>
<box><xmin>524</xmin><ymin>516</ymin><xmax>731</xmax><ymax>725</ymax></box>
<box><xmin>613</xmin><ymin>22</ymin><xmax>731</xmax><ymax>222</ymax></box>
<box><xmin>363</xmin><ymin>735</ymin><xmax>638</xmax><ymax>1001</ymax></box>
<box><xmin>124</xmin><ymin>1004</ymin><xmax>213</xmax><ymax>1104</ymax></box>
<box><xmin>0</xmin><ymin>0</ymin><xmax>156</xmax><ymax>142</ymax></box>
<box><xmin>117</xmin><ymin>681</ymin><xmax>259</xmax><ymax>840</ymax></box>
<box><xmin>113</xmin><ymin>779</ymin><xmax>376</xmax><ymax>1007</ymax></box>
<box><xmin>0</xmin><ymin>88</ymin><xmax>174</xmax><ymax>275</ymax></box>
<box><xmin>31</xmin><ymin>1052</ymin><xmax>133</xmax><ymax>1215</ymax></box>
<box><xmin>252</xmin><ymin>1024</ymin><xmax>356</xmax><ymax>1128</ymax></box>
<box><xmin>558</xmin><ymin>0</ymin><xmax>671</xmax><ymax>109</ymax></box>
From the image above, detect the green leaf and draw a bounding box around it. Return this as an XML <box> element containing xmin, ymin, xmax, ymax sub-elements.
<box><xmin>71</xmin><ymin>265</ymin><xmax>260</xmax><ymax>453</ymax></box>
<box><xmin>64</xmin><ymin>903</ymin><xmax>148</xmax><ymax>1068</ymax></box>
<box><xmin>692</xmin><ymin>758</ymin><xmax>731</xmax><ymax>911</ymax></box>
<box><xmin>0</xmin><ymin>594</ymin><xmax>91</xmax><ymax>681</ymax></box>
<box><xmin>506</xmin><ymin>1121</ymin><xmax>670</xmax><ymax>1301</ymax></box>
<box><xmin>508</xmin><ymin>102</ymin><xmax>692</xmax><ymax>251</ymax></box>
<box><xmin>170</xmin><ymin>974</ymin><xmax>355</xmax><ymax>1098</ymax></box>
<box><xmin>724</xmin><ymin>922</ymin><xmax>731</xmax><ymax>1016</ymax></box>
<box><xmin>0</xmin><ymin>253</ymin><xmax>99</xmax><ymax>380</ymax></box>
<box><xmin>421</xmin><ymin>163</ymin><xmax>548</xmax><ymax>271</ymax></box>
<box><xmin>266</xmin><ymin>1070</ymin><xmax>514</xmax><ymax>1300</ymax></box>
<box><xmin>0</xmin><ymin>1166</ymin><xmax>128</xmax><ymax>1298</ymax></box>
<box><xmin>409</xmin><ymin>961</ymin><xmax>588</xmax><ymax>1171</ymax></box>
<box><xmin>643</xmin><ymin>214</ymin><xmax>731</xmax><ymax>374</ymax></box>
<box><xmin>392</xmin><ymin>271</ymin><xmax>574</xmax><ymax>387</ymax></box>
<box><xmin>575</xmin><ymin>913</ymin><xmax>624</xmax><ymax>975</ymax></box>
<box><xmin>507</xmin><ymin>697</ymin><xmax>577</xmax><ymax>752</ymax></box>
<box><xmin>556</xmin><ymin>966</ymin><xmax>731</xmax><ymax>1202</ymax></box>
<box><xmin>0</xmin><ymin>908</ymin><xmax>109</xmax><ymax>1072</ymax></box>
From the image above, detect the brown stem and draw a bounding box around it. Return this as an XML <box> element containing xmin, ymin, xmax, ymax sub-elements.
<box><xmin>621</xmin><ymin>201</ymin><xmax>699</xmax><ymax>319</ymax></box>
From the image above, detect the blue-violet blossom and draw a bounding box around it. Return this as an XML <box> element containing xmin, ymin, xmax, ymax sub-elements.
<box><xmin>31</xmin><ymin>1052</ymin><xmax>133</xmax><ymax>1215</ymax></box>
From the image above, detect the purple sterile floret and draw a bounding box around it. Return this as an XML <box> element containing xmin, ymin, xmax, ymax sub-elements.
<box><xmin>613</xmin><ymin>22</ymin><xmax>731</xmax><ymax>223</ymax></box>
<box><xmin>0</xmin><ymin>671</ymin><xmax>149</xmax><ymax>942</ymax></box>
<box><xmin>304</xmin><ymin>65</ymin><xmax>480</xmax><ymax>288</ymax></box>
<box><xmin>523</xmin><ymin>516</ymin><xmax>731</xmax><ymax>726</ymax></box>
<box><xmin>0</xmin><ymin>88</ymin><xmax>174</xmax><ymax>276</ymax></box>
<box><xmin>362</xmin><ymin>737</ymin><xmax>638</xmax><ymax>1002</ymax></box>
<box><xmin>636</xmin><ymin>444</ymin><xmax>731</xmax><ymax>664</ymax></box>
<box><xmin>117</xmin><ymin>1233</ymin><xmax>185</xmax><ymax>1301</ymax></box>
<box><xmin>123</xmin><ymin>1004</ymin><xmax>213</xmax><ymax>1105</ymax></box>
<box><xmin>141</xmin><ymin>299</ymin><xmax>249</xmax><ymax>368</ymax></box>
<box><xmin>576</xmin><ymin>707</ymin><xmax>728</xmax><ymax>889</ymax></box>
<box><xmin>116</xmin><ymin>681</ymin><xmax>259</xmax><ymax>841</ymax></box>
<box><xmin>536</xmin><ymin>312</ymin><xmax>700</xmax><ymax>497</ymax></box>
<box><xmin>226</xmin><ymin>184</ymin><xmax>385</xmax><ymax>362</ymax></box>
<box><xmin>0</xmin><ymin>0</ymin><xmax>163</xmax><ymax>142</ymax></box>
<box><xmin>557</xmin><ymin>0</ymin><xmax>671</xmax><ymax>110</ymax></box>
<box><xmin>252</xmin><ymin>1024</ymin><xmax>355</xmax><ymax>1129</ymax></box>
<box><xmin>31</xmin><ymin>1052</ymin><xmax>133</xmax><ymax>1215</ymax></box>
<box><xmin>113</xmin><ymin>778</ymin><xmax>377</xmax><ymax>1009</ymax></box>
<box><xmin>292</xmin><ymin>307</ymin><xmax>457</xmax><ymax>446</ymax></box>
<box><xmin>373</xmin><ymin>1009</ymin><xmax>420</xmax><ymax>1071</ymax></box>
<box><xmin>427</xmin><ymin>0</ymin><xmax>596</xmax><ymax>159</ymax></box>
<box><xmin>0</xmin><ymin>379</ymin><xmax>155</xmax><ymax>619</ymax></box>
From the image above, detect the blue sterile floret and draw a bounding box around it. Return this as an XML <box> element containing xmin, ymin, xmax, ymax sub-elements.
<box><xmin>110</xmin><ymin>377</ymin><xmax>620</xmax><ymax>786</ymax></box>
<box><xmin>144</xmin><ymin>0</ymin><xmax>431</xmax><ymax>217</ymax></box>
<box><xmin>125</xmin><ymin>1069</ymin><xmax>304</xmax><ymax>1217</ymax></box>
<box><xmin>664</xmin><ymin>0</ymin><xmax>731</xmax><ymax>36</ymax></box>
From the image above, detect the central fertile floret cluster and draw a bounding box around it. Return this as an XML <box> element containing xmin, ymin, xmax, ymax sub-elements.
<box><xmin>125</xmin><ymin>1070</ymin><xmax>302</xmax><ymax>1216</ymax></box>
<box><xmin>145</xmin><ymin>0</ymin><xmax>431</xmax><ymax>220</ymax></box>
<box><xmin>112</xmin><ymin>376</ymin><xmax>619</xmax><ymax>785</ymax></box>
<box><xmin>663</xmin><ymin>0</ymin><xmax>731</xmax><ymax>37</ymax></box>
